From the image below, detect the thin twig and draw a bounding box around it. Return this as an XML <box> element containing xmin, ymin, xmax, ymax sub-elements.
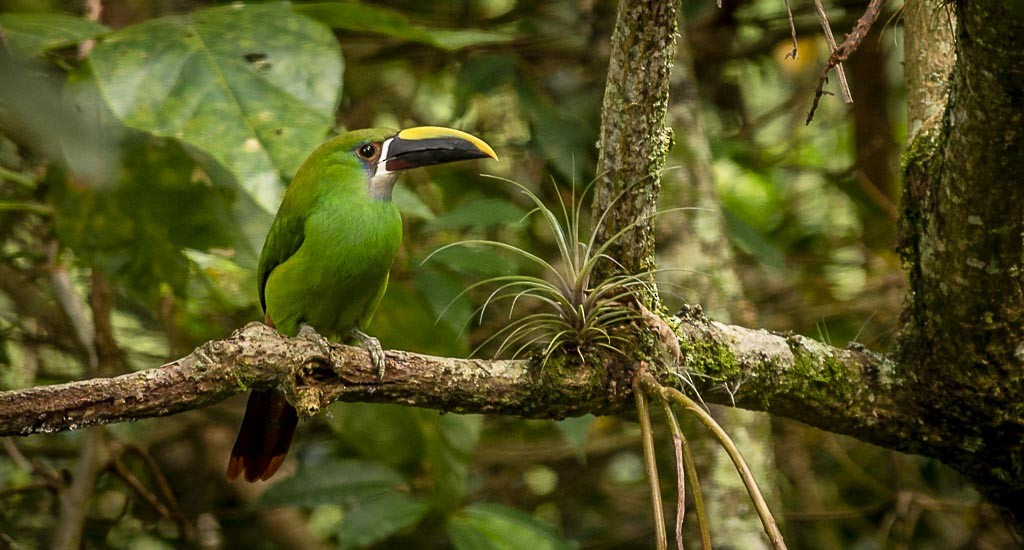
<box><xmin>0</xmin><ymin>201</ymin><xmax>53</xmax><ymax>215</ymax></box>
<box><xmin>2</xmin><ymin>437</ymin><xmax>33</xmax><ymax>472</ymax></box>
<box><xmin>52</xmin><ymin>428</ymin><xmax>109</xmax><ymax>550</ymax></box>
<box><xmin>782</xmin><ymin>0</ymin><xmax>799</xmax><ymax>59</ymax></box>
<box><xmin>807</xmin><ymin>0</ymin><xmax>889</xmax><ymax>124</ymax></box>
<box><xmin>665</xmin><ymin>405</ymin><xmax>686</xmax><ymax>550</ymax></box>
<box><xmin>125</xmin><ymin>444</ymin><xmax>193</xmax><ymax>542</ymax></box>
<box><xmin>635</xmin><ymin>375</ymin><xmax>668</xmax><ymax>550</ymax></box>
<box><xmin>812</xmin><ymin>0</ymin><xmax>853</xmax><ymax>102</ymax></box>
<box><xmin>110</xmin><ymin>449</ymin><xmax>173</xmax><ymax>520</ymax></box>
<box><xmin>46</xmin><ymin>241</ymin><xmax>98</xmax><ymax>371</ymax></box>
<box><xmin>49</xmin><ymin>240</ymin><xmax>110</xmax><ymax>550</ymax></box>
<box><xmin>79</xmin><ymin>0</ymin><xmax>102</xmax><ymax>58</ymax></box>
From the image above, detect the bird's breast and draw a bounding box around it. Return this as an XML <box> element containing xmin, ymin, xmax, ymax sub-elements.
<box><xmin>264</xmin><ymin>201</ymin><xmax>402</xmax><ymax>336</ymax></box>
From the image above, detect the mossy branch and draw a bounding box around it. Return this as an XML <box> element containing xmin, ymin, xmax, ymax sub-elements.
<box><xmin>2</xmin><ymin>317</ymin><xmax>904</xmax><ymax>450</ymax></box>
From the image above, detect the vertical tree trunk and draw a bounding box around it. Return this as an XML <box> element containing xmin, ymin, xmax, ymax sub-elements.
<box><xmin>592</xmin><ymin>0</ymin><xmax>677</xmax><ymax>292</ymax></box>
<box><xmin>899</xmin><ymin>0</ymin><xmax>1024</xmax><ymax>529</ymax></box>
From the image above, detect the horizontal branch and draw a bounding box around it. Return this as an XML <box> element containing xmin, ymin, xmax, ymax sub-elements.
<box><xmin>0</xmin><ymin>317</ymin><xmax>921</xmax><ymax>461</ymax></box>
<box><xmin>0</xmin><ymin>323</ymin><xmax>634</xmax><ymax>436</ymax></box>
<box><xmin>671</xmin><ymin>308</ymin><xmax>928</xmax><ymax>455</ymax></box>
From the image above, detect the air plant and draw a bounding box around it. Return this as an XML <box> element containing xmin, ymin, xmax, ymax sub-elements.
<box><xmin>429</xmin><ymin>178</ymin><xmax>786</xmax><ymax>548</ymax></box>
<box><xmin>426</xmin><ymin>176</ymin><xmax>657</xmax><ymax>366</ymax></box>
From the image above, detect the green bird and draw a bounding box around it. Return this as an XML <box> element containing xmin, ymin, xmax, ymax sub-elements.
<box><xmin>227</xmin><ymin>126</ymin><xmax>497</xmax><ymax>482</ymax></box>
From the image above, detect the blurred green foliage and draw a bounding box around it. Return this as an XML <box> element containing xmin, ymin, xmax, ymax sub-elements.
<box><xmin>0</xmin><ymin>0</ymin><xmax>1012</xmax><ymax>548</ymax></box>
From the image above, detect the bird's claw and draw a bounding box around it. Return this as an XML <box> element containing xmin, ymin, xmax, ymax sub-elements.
<box><xmin>350</xmin><ymin>329</ymin><xmax>386</xmax><ymax>383</ymax></box>
<box><xmin>298</xmin><ymin>324</ymin><xmax>333</xmax><ymax>358</ymax></box>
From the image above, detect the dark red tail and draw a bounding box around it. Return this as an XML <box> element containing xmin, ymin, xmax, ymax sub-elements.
<box><xmin>226</xmin><ymin>389</ymin><xmax>298</xmax><ymax>482</ymax></box>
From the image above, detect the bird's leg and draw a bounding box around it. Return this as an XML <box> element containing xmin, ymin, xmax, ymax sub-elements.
<box><xmin>298</xmin><ymin>324</ymin><xmax>334</xmax><ymax>358</ymax></box>
<box><xmin>349</xmin><ymin>328</ymin><xmax>386</xmax><ymax>383</ymax></box>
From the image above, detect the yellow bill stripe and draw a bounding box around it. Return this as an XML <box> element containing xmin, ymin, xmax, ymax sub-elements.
<box><xmin>397</xmin><ymin>126</ymin><xmax>498</xmax><ymax>161</ymax></box>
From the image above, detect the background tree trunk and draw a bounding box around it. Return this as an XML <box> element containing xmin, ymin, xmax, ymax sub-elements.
<box><xmin>898</xmin><ymin>0</ymin><xmax>1024</xmax><ymax>530</ymax></box>
<box><xmin>659</xmin><ymin>17</ymin><xmax>780</xmax><ymax>547</ymax></box>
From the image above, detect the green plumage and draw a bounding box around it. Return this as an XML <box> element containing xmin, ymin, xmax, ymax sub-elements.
<box><xmin>258</xmin><ymin>128</ymin><xmax>402</xmax><ymax>338</ymax></box>
<box><xmin>228</xmin><ymin>125</ymin><xmax>495</xmax><ymax>482</ymax></box>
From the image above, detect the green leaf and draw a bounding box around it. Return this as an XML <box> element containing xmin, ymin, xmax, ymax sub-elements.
<box><xmin>516</xmin><ymin>80</ymin><xmax>597</xmax><ymax>183</ymax></box>
<box><xmin>0</xmin><ymin>55</ymin><xmax>119</xmax><ymax>184</ymax></box>
<box><xmin>554</xmin><ymin>415</ymin><xmax>594</xmax><ymax>459</ymax></box>
<box><xmin>456</xmin><ymin>55</ymin><xmax>517</xmax><ymax>113</ymax></box>
<box><xmin>415</xmin><ymin>268</ymin><xmax>474</xmax><ymax>335</ymax></box>
<box><xmin>85</xmin><ymin>2</ymin><xmax>342</xmax><ymax>213</ymax></box>
<box><xmin>423</xmin><ymin>413</ymin><xmax>482</xmax><ymax>508</ymax></box>
<box><xmin>260</xmin><ymin>459</ymin><xmax>405</xmax><ymax>508</ymax></box>
<box><xmin>447</xmin><ymin>503</ymin><xmax>573</xmax><ymax>550</ymax></box>
<box><xmin>0</xmin><ymin>13</ymin><xmax>109</xmax><ymax>58</ymax></box>
<box><xmin>328</xmin><ymin>403</ymin><xmax>425</xmax><ymax>469</ymax></box>
<box><xmin>335</xmin><ymin>491</ymin><xmax>428</xmax><ymax>548</ymax></box>
<box><xmin>722</xmin><ymin>207</ymin><xmax>787</xmax><ymax>272</ymax></box>
<box><xmin>295</xmin><ymin>2</ymin><xmax>511</xmax><ymax>51</ymax></box>
<box><xmin>427</xmin><ymin>198</ymin><xmax>526</xmax><ymax>232</ymax></box>
<box><xmin>393</xmin><ymin>183</ymin><xmax>435</xmax><ymax>220</ymax></box>
<box><xmin>370</xmin><ymin>282</ymin><xmax>468</xmax><ymax>355</ymax></box>
<box><xmin>327</xmin><ymin>404</ymin><xmax>481</xmax><ymax>509</ymax></box>
<box><xmin>50</xmin><ymin>130</ymin><xmax>238</xmax><ymax>302</ymax></box>
<box><xmin>427</xmin><ymin>29</ymin><xmax>512</xmax><ymax>51</ymax></box>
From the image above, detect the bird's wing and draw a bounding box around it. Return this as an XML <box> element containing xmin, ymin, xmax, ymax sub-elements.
<box><xmin>257</xmin><ymin>213</ymin><xmax>305</xmax><ymax>314</ymax></box>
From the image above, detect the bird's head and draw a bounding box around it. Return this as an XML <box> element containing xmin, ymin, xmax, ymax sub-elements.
<box><xmin>334</xmin><ymin>126</ymin><xmax>498</xmax><ymax>200</ymax></box>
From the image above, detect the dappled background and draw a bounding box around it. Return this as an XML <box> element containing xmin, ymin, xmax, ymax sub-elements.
<box><xmin>0</xmin><ymin>0</ymin><xmax>1014</xmax><ymax>548</ymax></box>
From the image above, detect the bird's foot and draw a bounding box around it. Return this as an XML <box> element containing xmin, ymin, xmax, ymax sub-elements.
<box><xmin>298</xmin><ymin>324</ymin><xmax>334</xmax><ymax>358</ymax></box>
<box><xmin>350</xmin><ymin>328</ymin><xmax>386</xmax><ymax>383</ymax></box>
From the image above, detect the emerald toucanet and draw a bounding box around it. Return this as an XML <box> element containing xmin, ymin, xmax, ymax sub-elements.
<box><xmin>227</xmin><ymin>126</ymin><xmax>497</xmax><ymax>482</ymax></box>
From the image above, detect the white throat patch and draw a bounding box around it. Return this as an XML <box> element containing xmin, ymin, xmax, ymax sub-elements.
<box><xmin>368</xmin><ymin>137</ymin><xmax>398</xmax><ymax>201</ymax></box>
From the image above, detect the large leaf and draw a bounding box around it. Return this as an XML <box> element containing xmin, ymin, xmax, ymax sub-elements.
<box><xmin>423</xmin><ymin>412</ymin><xmax>483</xmax><ymax>509</ymax></box>
<box><xmin>295</xmin><ymin>2</ymin><xmax>512</xmax><ymax>51</ymax></box>
<box><xmin>0</xmin><ymin>13</ymin><xmax>109</xmax><ymax>58</ymax></box>
<box><xmin>393</xmin><ymin>182</ymin><xmax>436</xmax><ymax>220</ymax></box>
<box><xmin>260</xmin><ymin>459</ymin><xmax>405</xmax><ymax>508</ymax></box>
<box><xmin>327</xmin><ymin>403</ymin><xmax>481</xmax><ymax>508</ymax></box>
<box><xmin>85</xmin><ymin>2</ymin><xmax>342</xmax><ymax>213</ymax></box>
<box><xmin>50</xmin><ymin>128</ymin><xmax>237</xmax><ymax>303</ymax></box>
<box><xmin>447</xmin><ymin>503</ymin><xmax>573</xmax><ymax>550</ymax></box>
<box><xmin>554</xmin><ymin>415</ymin><xmax>594</xmax><ymax>459</ymax></box>
<box><xmin>335</xmin><ymin>491</ymin><xmax>428</xmax><ymax>548</ymax></box>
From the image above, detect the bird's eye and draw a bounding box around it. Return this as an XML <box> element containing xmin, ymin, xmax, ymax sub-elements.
<box><xmin>357</xmin><ymin>143</ymin><xmax>379</xmax><ymax>160</ymax></box>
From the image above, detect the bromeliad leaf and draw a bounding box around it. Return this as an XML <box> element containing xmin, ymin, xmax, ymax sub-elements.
<box><xmin>85</xmin><ymin>2</ymin><xmax>342</xmax><ymax>213</ymax></box>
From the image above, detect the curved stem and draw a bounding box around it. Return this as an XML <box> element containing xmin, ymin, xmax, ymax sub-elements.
<box><xmin>643</xmin><ymin>374</ymin><xmax>787</xmax><ymax>550</ymax></box>
<box><xmin>660</xmin><ymin>399</ymin><xmax>711</xmax><ymax>550</ymax></box>
<box><xmin>635</xmin><ymin>376</ymin><xmax>668</xmax><ymax>550</ymax></box>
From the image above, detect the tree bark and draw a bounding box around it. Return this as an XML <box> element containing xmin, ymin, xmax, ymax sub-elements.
<box><xmin>0</xmin><ymin>318</ymin><xmax>906</xmax><ymax>446</ymax></box>
<box><xmin>592</xmin><ymin>0</ymin><xmax>677</xmax><ymax>289</ymax></box>
<box><xmin>898</xmin><ymin>0</ymin><xmax>1024</xmax><ymax>528</ymax></box>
